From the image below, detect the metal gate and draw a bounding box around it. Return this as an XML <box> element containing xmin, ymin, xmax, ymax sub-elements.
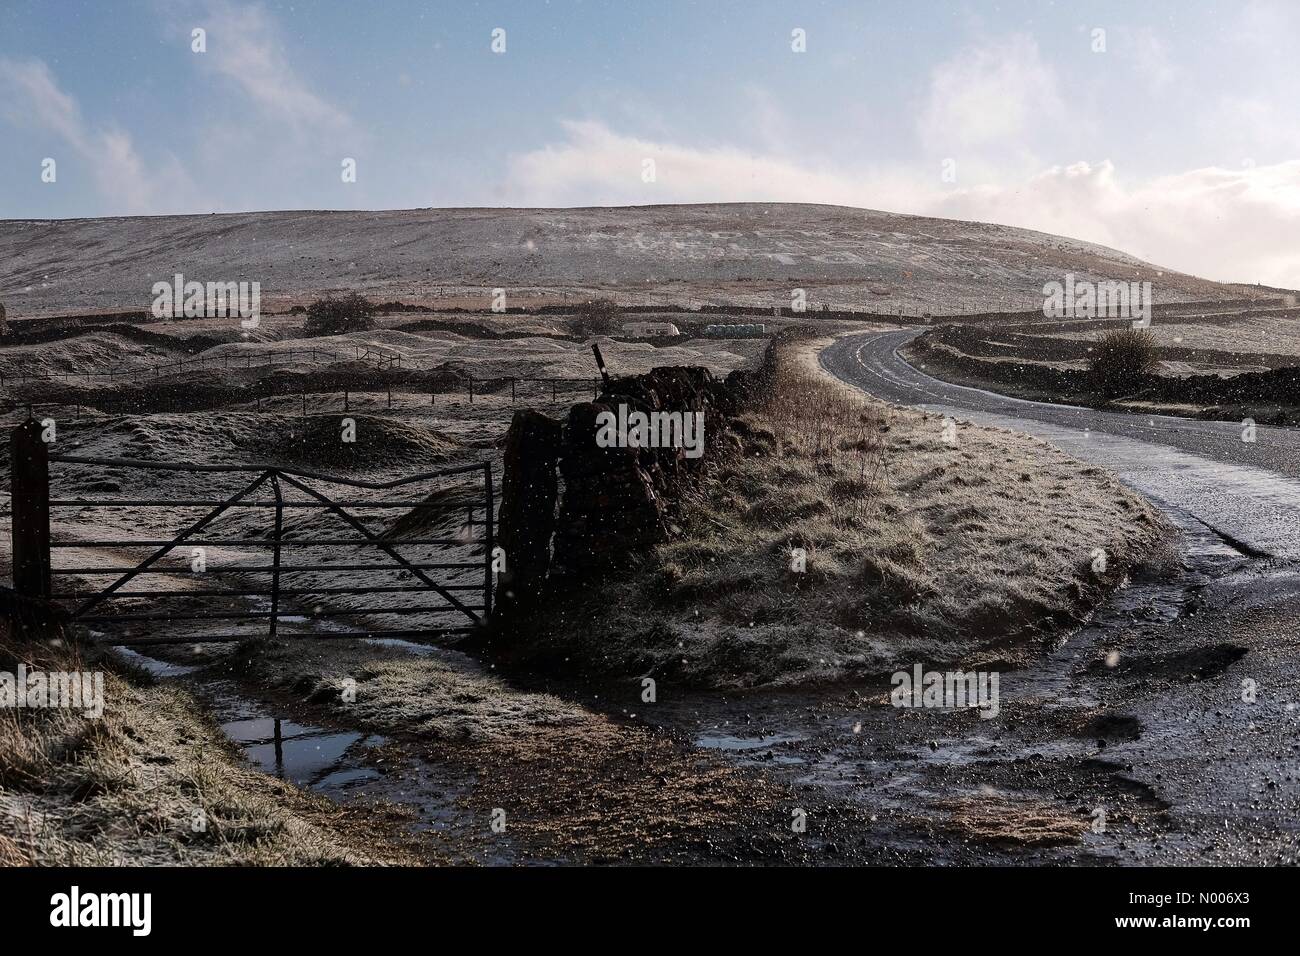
<box><xmin>8</xmin><ymin>422</ymin><xmax>493</xmax><ymax>646</ymax></box>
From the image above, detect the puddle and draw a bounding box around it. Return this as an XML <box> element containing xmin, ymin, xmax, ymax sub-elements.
<box><xmin>242</xmin><ymin>598</ymin><xmax>480</xmax><ymax>668</ymax></box>
<box><xmin>315</xmin><ymin>766</ymin><xmax>381</xmax><ymax>790</ymax></box>
<box><xmin>626</xmin><ymin>487</ymin><xmax>1265</xmax><ymax>864</ymax></box>
<box><xmin>117</xmin><ymin>647</ymin><xmax>517</xmax><ymax>862</ymax></box>
<box><xmin>109</xmin><ymin>644</ymin><xmax>201</xmax><ymax>677</ymax></box>
<box><xmin>218</xmin><ymin>714</ymin><xmax>386</xmax><ymax>787</ymax></box>
<box><xmin>1001</xmin><ymin>506</ymin><xmax>1249</xmax><ymax>706</ymax></box>
<box><xmin>364</xmin><ymin>636</ymin><xmax>440</xmax><ymax>654</ymax></box>
<box><xmin>696</xmin><ymin>731</ymin><xmax>806</xmax><ymax>751</ymax></box>
<box><xmin>361</xmin><ymin>636</ymin><xmax>479</xmax><ymax>670</ymax></box>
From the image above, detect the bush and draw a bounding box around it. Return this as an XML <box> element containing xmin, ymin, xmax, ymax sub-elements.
<box><xmin>0</xmin><ymin>301</ymin><xmax>8</xmax><ymax>337</ymax></box>
<box><xmin>303</xmin><ymin>293</ymin><xmax>376</xmax><ymax>335</ymax></box>
<box><xmin>572</xmin><ymin>297</ymin><xmax>620</xmax><ymax>338</ymax></box>
<box><xmin>1089</xmin><ymin>327</ymin><xmax>1160</xmax><ymax>396</ymax></box>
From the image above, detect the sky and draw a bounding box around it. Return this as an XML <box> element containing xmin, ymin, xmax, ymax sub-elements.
<box><xmin>1</xmin><ymin>0</ymin><xmax>1297</xmax><ymax>287</ymax></box>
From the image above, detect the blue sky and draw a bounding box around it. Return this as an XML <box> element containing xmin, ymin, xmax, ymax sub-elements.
<box><xmin>1</xmin><ymin>0</ymin><xmax>1297</xmax><ymax>285</ymax></box>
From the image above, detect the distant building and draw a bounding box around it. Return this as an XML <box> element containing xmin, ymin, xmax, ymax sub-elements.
<box><xmin>623</xmin><ymin>321</ymin><xmax>681</xmax><ymax>338</ymax></box>
<box><xmin>702</xmin><ymin>323</ymin><xmax>767</xmax><ymax>338</ymax></box>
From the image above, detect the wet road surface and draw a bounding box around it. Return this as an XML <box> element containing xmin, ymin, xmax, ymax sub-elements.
<box><xmin>627</xmin><ymin>329</ymin><xmax>1300</xmax><ymax>864</ymax></box>
<box><xmin>821</xmin><ymin>328</ymin><xmax>1300</xmax><ymax>560</ymax></box>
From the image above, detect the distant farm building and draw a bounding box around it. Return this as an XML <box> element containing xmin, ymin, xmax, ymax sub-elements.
<box><xmin>702</xmin><ymin>323</ymin><xmax>767</xmax><ymax>338</ymax></box>
<box><xmin>623</xmin><ymin>321</ymin><xmax>681</xmax><ymax>337</ymax></box>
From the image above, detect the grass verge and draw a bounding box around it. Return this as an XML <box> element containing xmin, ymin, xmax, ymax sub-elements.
<box><xmin>220</xmin><ymin>635</ymin><xmax>818</xmax><ymax>863</ymax></box>
<box><xmin>521</xmin><ymin>332</ymin><xmax>1174</xmax><ymax>688</ymax></box>
<box><xmin>0</xmin><ymin>624</ymin><xmax>413</xmax><ymax>866</ymax></box>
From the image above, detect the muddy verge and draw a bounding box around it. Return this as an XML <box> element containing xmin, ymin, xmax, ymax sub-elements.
<box><xmin>128</xmin><ymin>634</ymin><xmax>875</xmax><ymax>865</ymax></box>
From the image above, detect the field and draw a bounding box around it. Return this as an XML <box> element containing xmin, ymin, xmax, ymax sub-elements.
<box><xmin>0</xmin><ymin>309</ymin><xmax>1175</xmax><ymax>864</ymax></box>
<box><xmin>1</xmin><ymin>202</ymin><xmax>1294</xmax><ymax>866</ymax></box>
<box><xmin>903</xmin><ymin>303</ymin><xmax>1300</xmax><ymax>425</ymax></box>
<box><xmin>1033</xmin><ymin>308</ymin><xmax>1300</xmax><ymax>372</ymax></box>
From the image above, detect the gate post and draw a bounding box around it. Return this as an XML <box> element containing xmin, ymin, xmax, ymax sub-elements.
<box><xmin>10</xmin><ymin>421</ymin><xmax>52</xmax><ymax>600</ymax></box>
<box><xmin>483</xmin><ymin>462</ymin><xmax>494</xmax><ymax>618</ymax></box>
<box><xmin>489</xmin><ymin>411</ymin><xmax>560</xmax><ymax>637</ymax></box>
<box><xmin>268</xmin><ymin>473</ymin><xmax>283</xmax><ymax>640</ymax></box>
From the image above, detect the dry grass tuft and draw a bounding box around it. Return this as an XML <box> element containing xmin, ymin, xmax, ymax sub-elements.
<box><xmin>934</xmin><ymin>795</ymin><xmax>1089</xmax><ymax>847</ymax></box>
<box><xmin>0</xmin><ymin>628</ymin><xmax>407</xmax><ymax>866</ymax></box>
<box><xmin>750</xmin><ymin>356</ymin><xmax>887</xmax><ymax>498</ymax></box>
<box><xmin>529</xmin><ymin>334</ymin><xmax>1173</xmax><ymax>688</ymax></box>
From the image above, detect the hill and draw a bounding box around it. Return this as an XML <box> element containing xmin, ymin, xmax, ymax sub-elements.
<box><xmin>0</xmin><ymin>203</ymin><xmax>1264</xmax><ymax>319</ymax></box>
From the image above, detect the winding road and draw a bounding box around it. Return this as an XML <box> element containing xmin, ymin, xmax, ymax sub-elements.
<box><xmin>821</xmin><ymin>328</ymin><xmax>1300</xmax><ymax>561</ymax></box>
<box><xmin>645</xmin><ymin>326</ymin><xmax>1300</xmax><ymax>865</ymax></box>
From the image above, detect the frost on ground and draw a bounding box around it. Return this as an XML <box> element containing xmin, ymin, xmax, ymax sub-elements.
<box><xmin>218</xmin><ymin>635</ymin><xmax>813</xmax><ymax>863</ymax></box>
<box><xmin>0</xmin><ymin>624</ymin><xmax>417</xmax><ymax>866</ymax></box>
<box><xmin>524</xmin><ymin>334</ymin><xmax>1174</xmax><ymax>688</ymax></box>
<box><xmin>1</xmin><ymin>320</ymin><xmax>822</xmax><ymax>864</ymax></box>
<box><xmin>0</xmin><ymin>203</ymin><xmax>1242</xmax><ymax>319</ymax></box>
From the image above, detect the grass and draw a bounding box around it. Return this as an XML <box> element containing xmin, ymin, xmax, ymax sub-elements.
<box><xmin>524</xmin><ymin>333</ymin><xmax>1173</xmax><ymax>688</ymax></box>
<box><xmin>0</xmin><ymin>625</ymin><xmax>412</xmax><ymax>866</ymax></box>
<box><xmin>217</xmin><ymin>635</ymin><xmax>813</xmax><ymax>864</ymax></box>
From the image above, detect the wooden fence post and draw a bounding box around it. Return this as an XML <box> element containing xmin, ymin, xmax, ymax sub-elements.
<box><xmin>10</xmin><ymin>421</ymin><xmax>52</xmax><ymax>600</ymax></box>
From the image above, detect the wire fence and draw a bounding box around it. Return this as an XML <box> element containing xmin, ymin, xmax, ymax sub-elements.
<box><xmin>0</xmin><ymin>374</ymin><xmax>604</xmax><ymax>422</ymax></box>
<box><xmin>0</xmin><ymin>346</ymin><xmax>361</xmax><ymax>387</ymax></box>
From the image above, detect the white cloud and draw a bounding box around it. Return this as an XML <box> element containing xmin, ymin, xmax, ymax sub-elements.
<box><xmin>0</xmin><ymin>58</ymin><xmax>82</xmax><ymax>144</ymax></box>
<box><xmin>1120</xmin><ymin>27</ymin><xmax>1178</xmax><ymax>93</ymax></box>
<box><xmin>0</xmin><ymin>57</ymin><xmax>202</xmax><ymax>214</ymax></box>
<box><xmin>507</xmin><ymin>119</ymin><xmax>883</xmax><ymax>207</ymax></box>
<box><xmin>505</xmin><ymin>120</ymin><xmax>1300</xmax><ymax>289</ymax></box>
<box><xmin>936</xmin><ymin>160</ymin><xmax>1300</xmax><ymax>288</ymax></box>
<box><xmin>197</xmin><ymin>0</ymin><xmax>351</xmax><ymax>136</ymax></box>
<box><xmin>917</xmin><ymin>33</ymin><xmax>1066</xmax><ymax>177</ymax></box>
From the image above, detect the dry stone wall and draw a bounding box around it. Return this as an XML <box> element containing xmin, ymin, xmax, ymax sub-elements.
<box><xmin>491</xmin><ymin>363</ymin><xmax>756</xmax><ymax>633</ymax></box>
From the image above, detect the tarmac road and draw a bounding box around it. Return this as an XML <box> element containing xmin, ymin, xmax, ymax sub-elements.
<box><xmin>622</xmin><ymin>328</ymin><xmax>1300</xmax><ymax>864</ymax></box>
<box><xmin>821</xmin><ymin>328</ymin><xmax>1300</xmax><ymax>561</ymax></box>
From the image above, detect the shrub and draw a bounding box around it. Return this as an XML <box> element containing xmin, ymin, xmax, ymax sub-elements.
<box><xmin>1089</xmin><ymin>327</ymin><xmax>1159</xmax><ymax>395</ymax></box>
<box><xmin>303</xmin><ymin>293</ymin><xmax>376</xmax><ymax>335</ymax></box>
<box><xmin>572</xmin><ymin>297</ymin><xmax>620</xmax><ymax>338</ymax></box>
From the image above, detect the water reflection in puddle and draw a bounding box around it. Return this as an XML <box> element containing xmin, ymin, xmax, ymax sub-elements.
<box><xmin>696</xmin><ymin>731</ymin><xmax>806</xmax><ymax>751</ymax></box>
<box><xmin>110</xmin><ymin>645</ymin><xmax>201</xmax><ymax>678</ymax></box>
<box><xmin>102</xmin><ymin>646</ymin><xmax>516</xmax><ymax>861</ymax></box>
<box><xmin>218</xmin><ymin>715</ymin><xmax>386</xmax><ymax>788</ymax></box>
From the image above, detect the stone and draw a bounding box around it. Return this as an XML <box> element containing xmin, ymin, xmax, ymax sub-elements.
<box><xmin>492</xmin><ymin>409</ymin><xmax>562</xmax><ymax>631</ymax></box>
